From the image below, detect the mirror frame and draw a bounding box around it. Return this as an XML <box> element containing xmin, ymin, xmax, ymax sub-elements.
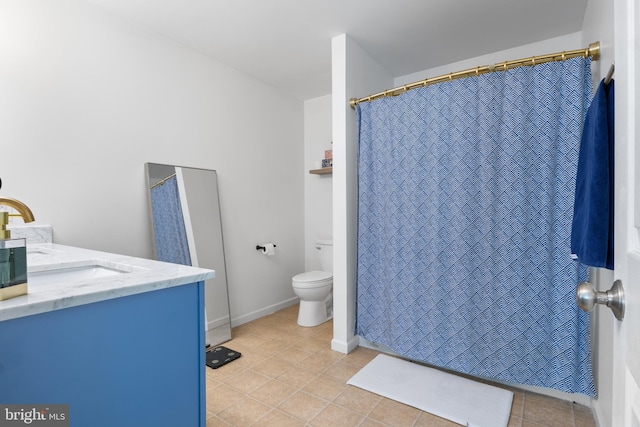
<box><xmin>145</xmin><ymin>163</ymin><xmax>232</xmax><ymax>346</ymax></box>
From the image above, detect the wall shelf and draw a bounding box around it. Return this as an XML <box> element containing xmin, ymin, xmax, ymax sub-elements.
<box><xmin>309</xmin><ymin>167</ymin><xmax>332</xmax><ymax>175</ymax></box>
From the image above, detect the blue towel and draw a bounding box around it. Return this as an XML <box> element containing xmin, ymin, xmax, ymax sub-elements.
<box><xmin>571</xmin><ymin>79</ymin><xmax>614</xmax><ymax>269</ymax></box>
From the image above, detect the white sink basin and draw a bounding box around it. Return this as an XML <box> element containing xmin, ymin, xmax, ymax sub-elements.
<box><xmin>28</xmin><ymin>260</ymin><xmax>136</xmax><ymax>287</ymax></box>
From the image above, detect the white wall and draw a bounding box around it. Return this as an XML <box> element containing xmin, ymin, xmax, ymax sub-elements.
<box><xmin>331</xmin><ymin>34</ymin><xmax>394</xmax><ymax>354</ymax></box>
<box><xmin>0</xmin><ymin>0</ymin><xmax>304</xmax><ymax>325</ymax></box>
<box><xmin>303</xmin><ymin>95</ymin><xmax>333</xmax><ymax>271</ymax></box>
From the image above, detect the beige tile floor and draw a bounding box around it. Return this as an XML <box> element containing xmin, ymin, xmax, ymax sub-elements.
<box><xmin>206</xmin><ymin>304</ymin><xmax>596</xmax><ymax>427</ymax></box>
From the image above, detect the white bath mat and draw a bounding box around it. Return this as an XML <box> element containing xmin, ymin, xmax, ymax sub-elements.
<box><xmin>347</xmin><ymin>354</ymin><xmax>513</xmax><ymax>427</ymax></box>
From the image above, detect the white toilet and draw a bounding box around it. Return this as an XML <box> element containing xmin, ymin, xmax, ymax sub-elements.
<box><xmin>292</xmin><ymin>240</ymin><xmax>333</xmax><ymax>327</ymax></box>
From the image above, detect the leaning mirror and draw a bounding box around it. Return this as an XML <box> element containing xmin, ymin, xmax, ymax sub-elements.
<box><xmin>145</xmin><ymin>163</ymin><xmax>232</xmax><ymax>346</ymax></box>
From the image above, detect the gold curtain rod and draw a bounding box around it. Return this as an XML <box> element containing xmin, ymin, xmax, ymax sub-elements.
<box><xmin>150</xmin><ymin>173</ymin><xmax>176</xmax><ymax>190</ymax></box>
<box><xmin>349</xmin><ymin>42</ymin><xmax>600</xmax><ymax>109</ymax></box>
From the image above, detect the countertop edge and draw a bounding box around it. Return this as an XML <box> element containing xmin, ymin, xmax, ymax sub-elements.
<box><xmin>0</xmin><ymin>243</ymin><xmax>215</xmax><ymax>322</ymax></box>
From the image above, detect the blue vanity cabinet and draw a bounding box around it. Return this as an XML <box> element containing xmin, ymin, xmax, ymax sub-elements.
<box><xmin>0</xmin><ymin>281</ymin><xmax>206</xmax><ymax>427</ymax></box>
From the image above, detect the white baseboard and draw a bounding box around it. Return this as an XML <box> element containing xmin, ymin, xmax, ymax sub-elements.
<box><xmin>206</xmin><ymin>315</ymin><xmax>230</xmax><ymax>330</ymax></box>
<box><xmin>230</xmin><ymin>297</ymin><xmax>299</xmax><ymax>327</ymax></box>
<box><xmin>331</xmin><ymin>335</ymin><xmax>359</xmax><ymax>354</ymax></box>
<box><xmin>591</xmin><ymin>399</ymin><xmax>606</xmax><ymax>427</ymax></box>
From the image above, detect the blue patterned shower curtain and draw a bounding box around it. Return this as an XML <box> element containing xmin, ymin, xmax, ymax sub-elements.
<box><xmin>150</xmin><ymin>175</ymin><xmax>192</xmax><ymax>266</ymax></box>
<box><xmin>356</xmin><ymin>57</ymin><xmax>595</xmax><ymax>396</ymax></box>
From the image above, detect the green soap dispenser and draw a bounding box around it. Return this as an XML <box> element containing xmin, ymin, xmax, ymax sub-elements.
<box><xmin>0</xmin><ymin>198</ymin><xmax>35</xmax><ymax>301</ymax></box>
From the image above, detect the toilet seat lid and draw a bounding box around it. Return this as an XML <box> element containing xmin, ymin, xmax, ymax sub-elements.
<box><xmin>293</xmin><ymin>270</ymin><xmax>332</xmax><ymax>284</ymax></box>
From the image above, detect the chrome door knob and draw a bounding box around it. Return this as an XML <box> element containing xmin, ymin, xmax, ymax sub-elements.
<box><xmin>576</xmin><ymin>280</ymin><xmax>625</xmax><ymax>321</ymax></box>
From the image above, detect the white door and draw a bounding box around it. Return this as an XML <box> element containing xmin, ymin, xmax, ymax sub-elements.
<box><xmin>611</xmin><ymin>0</ymin><xmax>640</xmax><ymax>425</ymax></box>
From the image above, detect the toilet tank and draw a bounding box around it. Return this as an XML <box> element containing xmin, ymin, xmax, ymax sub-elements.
<box><xmin>315</xmin><ymin>240</ymin><xmax>333</xmax><ymax>273</ymax></box>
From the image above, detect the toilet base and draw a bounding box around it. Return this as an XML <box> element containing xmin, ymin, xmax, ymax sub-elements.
<box><xmin>297</xmin><ymin>293</ymin><xmax>333</xmax><ymax>327</ymax></box>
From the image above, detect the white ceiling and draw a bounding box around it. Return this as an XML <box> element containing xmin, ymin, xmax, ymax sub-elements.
<box><xmin>80</xmin><ymin>0</ymin><xmax>588</xmax><ymax>101</ymax></box>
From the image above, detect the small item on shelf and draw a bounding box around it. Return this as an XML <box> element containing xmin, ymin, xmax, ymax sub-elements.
<box><xmin>309</xmin><ymin>145</ymin><xmax>334</xmax><ymax>174</ymax></box>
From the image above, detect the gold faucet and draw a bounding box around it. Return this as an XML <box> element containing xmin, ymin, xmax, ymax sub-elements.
<box><xmin>0</xmin><ymin>197</ymin><xmax>35</xmax><ymax>239</ymax></box>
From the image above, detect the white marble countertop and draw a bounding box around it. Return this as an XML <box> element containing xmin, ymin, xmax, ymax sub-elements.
<box><xmin>0</xmin><ymin>243</ymin><xmax>214</xmax><ymax>322</ymax></box>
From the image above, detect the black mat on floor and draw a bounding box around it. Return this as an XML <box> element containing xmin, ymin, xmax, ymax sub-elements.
<box><xmin>206</xmin><ymin>346</ymin><xmax>241</xmax><ymax>369</ymax></box>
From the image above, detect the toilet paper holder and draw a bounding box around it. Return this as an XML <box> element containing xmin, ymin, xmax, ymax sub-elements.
<box><xmin>256</xmin><ymin>244</ymin><xmax>276</xmax><ymax>251</ymax></box>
